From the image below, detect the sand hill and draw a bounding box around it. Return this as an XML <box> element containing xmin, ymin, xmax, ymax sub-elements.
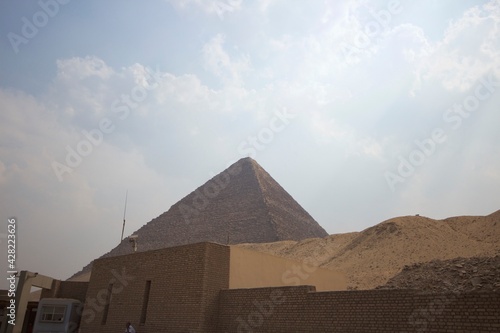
<box><xmin>238</xmin><ymin>210</ymin><xmax>500</xmax><ymax>289</ymax></box>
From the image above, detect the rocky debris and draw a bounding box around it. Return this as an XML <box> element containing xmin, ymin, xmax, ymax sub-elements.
<box><xmin>377</xmin><ymin>255</ymin><xmax>500</xmax><ymax>293</ymax></box>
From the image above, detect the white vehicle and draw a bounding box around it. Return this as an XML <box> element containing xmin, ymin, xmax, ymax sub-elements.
<box><xmin>32</xmin><ymin>298</ymin><xmax>82</xmax><ymax>333</ymax></box>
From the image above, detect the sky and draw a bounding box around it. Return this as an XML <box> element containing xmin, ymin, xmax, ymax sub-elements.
<box><xmin>0</xmin><ymin>0</ymin><xmax>499</xmax><ymax>287</ymax></box>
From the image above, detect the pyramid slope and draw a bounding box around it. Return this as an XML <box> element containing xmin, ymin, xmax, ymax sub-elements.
<box><xmin>71</xmin><ymin>158</ymin><xmax>327</xmax><ymax>278</ymax></box>
<box><xmin>250</xmin><ymin>159</ymin><xmax>328</xmax><ymax>240</ymax></box>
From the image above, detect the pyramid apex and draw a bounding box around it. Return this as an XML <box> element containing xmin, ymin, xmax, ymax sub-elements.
<box><xmin>230</xmin><ymin>156</ymin><xmax>262</xmax><ymax>172</ymax></box>
<box><xmin>235</xmin><ymin>156</ymin><xmax>257</xmax><ymax>164</ymax></box>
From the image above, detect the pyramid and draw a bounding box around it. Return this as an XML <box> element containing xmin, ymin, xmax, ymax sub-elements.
<box><xmin>72</xmin><ymin>157</ymin><xmax>327</xmax><ymax>277</ymax></box>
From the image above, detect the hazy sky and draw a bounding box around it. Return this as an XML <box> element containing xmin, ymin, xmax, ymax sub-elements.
<box><xmin>1</xmin><ymin>0</ymin><xmax>499</xmax><ymax>287</ymax></box>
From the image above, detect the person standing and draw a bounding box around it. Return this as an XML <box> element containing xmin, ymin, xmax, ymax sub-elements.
<box><xmin>125</xmin><ymin>321</ymin><xmax>136</xmax><ymax>333</ymax></box>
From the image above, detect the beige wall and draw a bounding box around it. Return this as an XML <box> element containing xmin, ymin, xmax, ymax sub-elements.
<box><xmin>229</xmin><ymin>246</ymin><xmax>346</xmax><ymax>291</ymax></box>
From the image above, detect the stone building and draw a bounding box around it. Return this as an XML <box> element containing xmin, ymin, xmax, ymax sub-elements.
<box><xmin>77</xmin><ymin>242</ymin><xmax>346</xmax><ymax>333</ymax></box>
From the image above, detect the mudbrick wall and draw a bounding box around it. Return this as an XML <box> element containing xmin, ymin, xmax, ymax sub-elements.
<box><xmin>79</xmin><ymin>242</ymin><xmax>230</xmax><ymax>333</ymax></box>
<box><xmin>40</xmin><ymin>280</ymin><xmax>89</xmax><ymax>303</ymax></box>
<box><xmin>217</xmin><ymin>286</ymin><xmax>500</xmax><ymax>332</ymax></box>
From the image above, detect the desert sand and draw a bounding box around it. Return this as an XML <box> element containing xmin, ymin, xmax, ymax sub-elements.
<box><xmin>238</xmin><ymin>210</ymin><xmax>500</xmax><ymax>289</ymax></box>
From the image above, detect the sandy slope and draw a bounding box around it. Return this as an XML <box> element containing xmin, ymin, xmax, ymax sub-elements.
<box><xmin>238</xmin><ymin>210</ymin><xmax>500</xmax><ymax>289</ymax></box>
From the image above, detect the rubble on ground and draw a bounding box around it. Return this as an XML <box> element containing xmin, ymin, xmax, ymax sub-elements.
<box><xmin>377</xmin><ymin>255</ymin><xmax>500</xmax><ymax>292</ymax></box>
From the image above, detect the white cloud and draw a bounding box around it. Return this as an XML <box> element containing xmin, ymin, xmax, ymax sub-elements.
<box><xmin>202</xmin><ymin>34</ymin><xmax>251</xmax><ymax>86</ymax></box>
<box><xmin>167</xmin><ymin>0</ymin><xmax>242</xmax><ymax>18</ymax></box>
<box><xmin>412</xmin><ymin>0</ymin><xmax>500</xmax><ymax>92</ymax></box>
<box><xmin>311</xmin><ymin>112</ymin><xmax>383</xmax><ymax>158</ymax></box>
<box><xmin>257</xmin><ymin>0</ymin><xmax>281</xmax><ymax>13</ymax></box>
<box><xmin>56</xmin><ymin>56</ymin><xmax>114</xmax><ymax>81</ymax></box>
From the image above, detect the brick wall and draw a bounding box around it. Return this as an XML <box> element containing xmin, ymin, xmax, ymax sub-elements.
<box><xmin>40</xmin><ymin>280</ymin><xmax>89</xmax><ymax>303</ymax></box>
<box><xmin>217</xmin><ymin>286</ymin><xmax>500</xmax><ymax>332</ymax></box>
<box><xmin>200</xmin><ymin>243</ymin><xmax>232</xmax><ymax>331</ymax></box>
<box><xmin>79</xmin><ymin>242</ymin><xmax>230</xmax><ymax>333</ymax></box>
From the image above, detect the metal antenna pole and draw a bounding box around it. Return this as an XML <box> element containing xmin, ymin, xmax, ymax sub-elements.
<box><xmin>121</xmin><ymin>190</ymin><xmax>128</xmax><ymax>242</ymax></box>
